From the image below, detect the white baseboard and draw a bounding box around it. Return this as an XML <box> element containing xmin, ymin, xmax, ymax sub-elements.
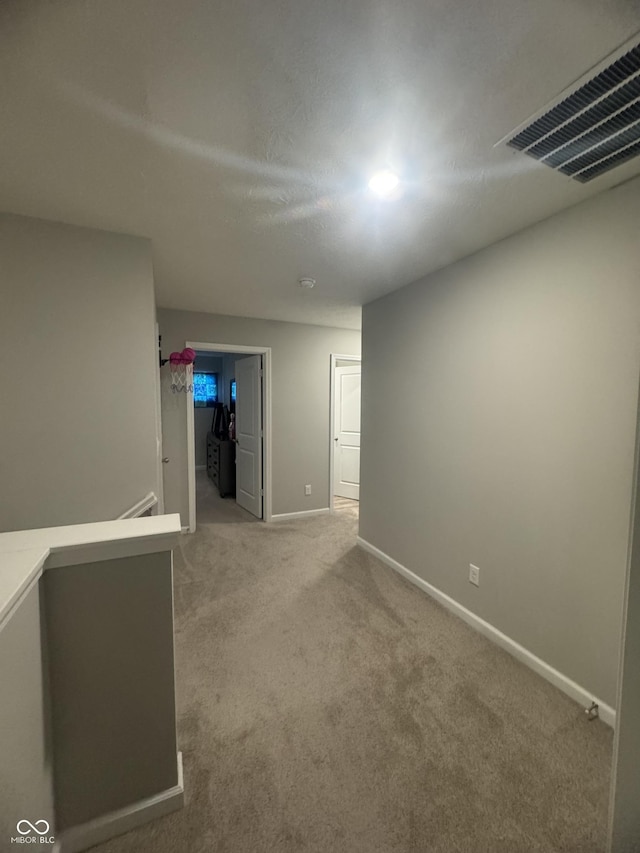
<box><xmin>357</xmin><ymin>537</ymin><xmax>616</xmax><ymax>728</ymax></box>
<box><xmin>271</xmin><ymin>508</ymin><xmax>331</xmax><ymax>522</ymax></box>
<box><xmin>118</xmin><ymin>492</ymin><xmax>158</xmax><ymax>520</ymax></box>
<box><xmin>54</xmin><ymin>752</ymin><xmax>184</xmax><ymax>853</ymax></box>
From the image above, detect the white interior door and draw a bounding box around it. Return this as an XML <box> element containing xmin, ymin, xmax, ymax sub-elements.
<box><xmin>334</xmin><ymin>365</ymin><xmax>361</xmax><ymax>500</ymax></box>
<box><xmin>235</xmin><ymin>355</ymin><xmax>263</xmax><ymax>518</ymax></box>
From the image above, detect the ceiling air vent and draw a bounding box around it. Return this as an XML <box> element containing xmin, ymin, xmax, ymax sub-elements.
<box><xmin>505</xmin><ymin>39</ymin><xmax>640</xmax><ymax>183</ymax></box>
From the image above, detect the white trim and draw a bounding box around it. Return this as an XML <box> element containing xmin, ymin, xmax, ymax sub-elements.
<box><xmin>329</xmin><ymin>354</ymin><xmax>361</xmax><ymax>513</ymax></box>
<box><xmin>186</xmin><ymin>342</ymin><xmax>273</xmax><ymax>532</ymax></box>
<box><xmin>271</xmin><ymin>508</ymin><xmax>331</xmax><ymax>521</ymax></box>
<box><xmin>0</xmin><ymin>515</ymin><xmax>181</xmax><ymax>566</ymax></box>
<box><xmin>188</xmin><ymin>342</ymin><xmax>271</xmax><ymax>355</ymax></box>
<box><xmin>357</xmin><ymin>536</ymin><xmax>616</xmax><ymax>728</ymax></box>
<box><xmin>0</xmin><ymin>516</ymin><xmax>180</xmax><ymax>628</ymax></box>
<box><xmin>118</xmin><ymin>492</ymin><xmax>158</xmax><ymax>520</ymax></box>
<box><xmin>185</xmin><ymin>359</ymin><xmax>196</xmax><ymax>533</ymax></box>
<box><xmin>0</xmin><ymin>548</ymin><xmax>48</xmax><ymax>633</ymax></box>
<box><xmin>154</xmin><ymin>321</ymin><xmax>165</xmax><ymax>515</ymax></box>
<box><xmin>54</xmin><ymin>752</ymin><xmax>184</xmax><ymax>853</ymax></box>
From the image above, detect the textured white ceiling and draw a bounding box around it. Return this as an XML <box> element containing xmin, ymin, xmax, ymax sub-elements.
<box><xmin>1</xmin><ymin>0</ymin><xmax>639</xmax><ymax>330</ymax></box>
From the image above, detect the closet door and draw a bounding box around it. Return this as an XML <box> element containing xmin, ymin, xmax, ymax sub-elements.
<box><xmin>334</xmin><ymin>365</ymin><xmax>361</xmax><ymax>500</ymax></box>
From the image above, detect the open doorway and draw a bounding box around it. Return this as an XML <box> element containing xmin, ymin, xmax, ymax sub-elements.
<box><xmin>185</xmin><ymin>342</ymin><xmax>272</xmax><ymax>532</ymax></box>
<box><xmin>329</xmin><ymin>354</ymin><xmax>361</xmax><ymax>516</ymax></box>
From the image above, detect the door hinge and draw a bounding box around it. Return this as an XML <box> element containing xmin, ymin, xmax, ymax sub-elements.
<box><xmin>259</xmin><ymin>368</ymin><xmax>264</xmax><ymax>378</ymax></box>
<box><xmin>260</xmin><ymin>488</ymin><xmax>264</xmax><ymax>496</ymax></box>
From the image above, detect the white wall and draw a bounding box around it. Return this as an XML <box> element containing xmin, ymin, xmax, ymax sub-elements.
<box><xmin>0</xmin><ymin>584</ymin><xmax>54</xmax><ymax>843</ymax></box>
<box><xmin>360</xmin><ymin>177</ymin><xmax>640</xmax><ymax>708</ymax></box>
<box><xmin>0</xmin><ymin>213</ymin><xmax>160</xmax><ymax>531</ymax></box>
<box><xmin>158</xmin><ymin>309</ymin><xmax>361</xmax><ymax>520</ymax></box>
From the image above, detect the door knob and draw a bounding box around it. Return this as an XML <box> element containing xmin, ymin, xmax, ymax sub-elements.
<box><xmin>162</xmin><ymin>457</ymin><xmax>170</xmax><ymax>463</ymax></box>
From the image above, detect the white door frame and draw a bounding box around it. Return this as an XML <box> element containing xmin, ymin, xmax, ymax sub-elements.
<box><xmin>186</xmin><ymin>342</ymin><xmax>272</xmax><ymax>532</ymax></box>
<box><xmin>154</xmin><ymin>322</ymin><xmax>165</xmax><ymax>514</ymax></box>
<box><xmin>329</xmin><ymin>353</ymin><xmax>361</xmax><ymax>512</ymax></box>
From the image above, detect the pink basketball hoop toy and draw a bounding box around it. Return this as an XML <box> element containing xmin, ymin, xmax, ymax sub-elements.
<box><xmin>168</xmin><ymin>348</ymin><xmax>196</xmax><ymax>393</ymax></box>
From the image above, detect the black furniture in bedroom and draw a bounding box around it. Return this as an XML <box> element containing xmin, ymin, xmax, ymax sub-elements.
<box><xmin>207</xmin><ymin>433</ymin><xmax>236</xmax><ymax>497</ymax></box>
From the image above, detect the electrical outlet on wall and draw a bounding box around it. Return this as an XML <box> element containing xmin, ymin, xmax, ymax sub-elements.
<box><xmin>469</xmin><ymin>564</ymin><xmax>480</xmax><ymax>586</ymax></box>
<box><xmin>305</xmin><ymin>484</ymin><xmax>312</xmax><ymax>496</ymax></box>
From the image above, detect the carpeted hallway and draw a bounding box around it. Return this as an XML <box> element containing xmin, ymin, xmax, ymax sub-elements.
<box><xmin>93</xmin><ymin>478</ymin><xmax>612</xmax><ymax>852</ymax></box>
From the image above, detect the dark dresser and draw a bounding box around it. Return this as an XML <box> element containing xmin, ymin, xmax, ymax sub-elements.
<box><xmin>206</xmin><ymin>433</ymin><xmax>236</xmax><ymax>497</ymax></box>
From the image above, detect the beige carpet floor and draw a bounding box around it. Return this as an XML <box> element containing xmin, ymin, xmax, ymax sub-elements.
<box><xmin>92</xmin><ymin>474</ymin><xmax>612</xmax><ymax>852</ymax></box>
<box><xmin>333</xmin><ymin>495</ymin><xmax>360</xmax><ymax>513</ymax></box>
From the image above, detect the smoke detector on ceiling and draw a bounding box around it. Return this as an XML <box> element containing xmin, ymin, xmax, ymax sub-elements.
<box><xmin>500</xmin><ymin>35</ymin><xmax>640</xmax><ymax>183</ymax></box>
<box><xmin>298</xmin><ymin>277</ymin><xmax>316</xmax><ymax>289</ymax></box>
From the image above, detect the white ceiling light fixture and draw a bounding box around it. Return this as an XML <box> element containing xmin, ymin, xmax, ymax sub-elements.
<box><xmin>368</xmin><ymin>169</ymin><xmax>400</xmax><ymax>199</ymax></box>
<box><xmin>298</xmin><ymin>277</ymin><xmax>316</xmax><ymax>289</ymax></box>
